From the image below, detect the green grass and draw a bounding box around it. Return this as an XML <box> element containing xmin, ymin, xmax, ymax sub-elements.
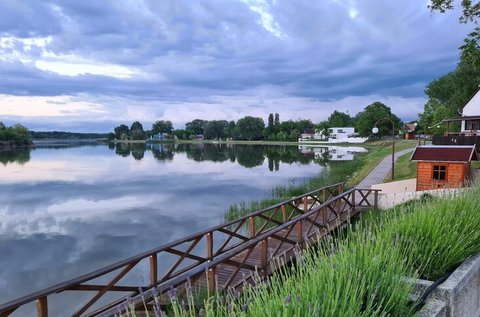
<box><xmin>384</xmin><ymin>151</ymin><xmax>416</xmax><ymax>182</ymax></box>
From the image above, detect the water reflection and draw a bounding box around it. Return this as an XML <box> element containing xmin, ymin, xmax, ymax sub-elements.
<box><xmin>0</xmin><ymin>148</ymin><xmax>30</xmax><ymax>165</ymax></box>
<box><xmin>298</xmin><ymin>145</ymin><xmax>368</xmax><ymax>161</ymax></box>
<box><xmin>107</xmin><ymin>143</ymin><xmax>358</xmax><ymax>169</ymax></box>
<box><xmin>0</xmin><ymin>143</ymin><xmax>366</xmax><ymax>316</ymax></box>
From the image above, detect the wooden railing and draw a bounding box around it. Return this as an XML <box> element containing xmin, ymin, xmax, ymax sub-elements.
<box><xmin>433</xmin><ymin>135</ymin><xmax>480</xmax><ymax>151</ymax></box>
<box><xmin>0</xmin><ymin>184</ymin><xmax>380</xmax><ymax>317</ymax></box>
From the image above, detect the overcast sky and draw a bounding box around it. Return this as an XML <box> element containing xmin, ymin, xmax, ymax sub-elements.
<box><xmin>0</xmin><ymin>0</ymin><xmax>470</xmax><ymax>132</ymax></box>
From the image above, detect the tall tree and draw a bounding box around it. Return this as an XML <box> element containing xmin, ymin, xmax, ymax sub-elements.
<box><xmin>355</xmin><ymin>102</ymin><xmax>402</xmax><ymax>137</ymax></box>
<box><xmin>327</xmin><ymin>110</ymin><xmax>354</xmax><ymax>127</ymax></box>
<box><xmin>274</xmin><ymin>113</ymin><xmax>280</xmax><ymax>126</ymax></box>
<box><xmin>225</xmin><ymin>121</ymin><xmax>236</xmax><ymax>139</ymax></box>
<box><xmin>268</xmin><ymin>113</ymin><xmax>274</xmax><ymax>128</ymax></box>
<box><xmin>204</xmin><ymin>120</ymin><xmax>228</xmax><ymax>139</ymax></box>
<box><xmin>114</xmin><ymin>124</ymin><xmax>130</xmax><ymax>139</ymax></box>
<box><xmin>235</xmin><ymin>116</ymin><xmax>265</xmax><ymax>140</ymax></box>
<box><xmin>185</xmin><ymin>119</ymin><xmax>206</xmax><ymax>135</ymax></box>
<box><xmin>130</xmin><ymin>121</ymin><xmax>145</xmax><ymax>140</ymax></box>
<box><xmin>418</xmin><ymin>60</ymin><xmax>480</xmax><ymax>133</ymax></box>
<box><xmin>151</xmin><ymin>120</ymin><xmax>173</xmax><ymax>135</ymax></box>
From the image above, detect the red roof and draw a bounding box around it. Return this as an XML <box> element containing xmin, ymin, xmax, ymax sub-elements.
<box><xmin>411</xmin><ymin>146</ymin><xmax>478</xmax><ymax>162</ymax></box>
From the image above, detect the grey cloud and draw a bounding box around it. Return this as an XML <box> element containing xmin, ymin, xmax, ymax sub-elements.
<box><xmin>0</xmin><ymin>0</ymin><xmax>471</xmax><ymax>130</ymax></box>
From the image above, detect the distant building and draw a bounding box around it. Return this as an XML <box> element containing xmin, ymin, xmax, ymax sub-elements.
<box><xmin>147</xmin><ymin>133</ymin><xmax>165</xmax><ymax>141</ymax></box>
<box><xmin>403</xmin><ymin>123</ymin><xmax>417</xmax><ymax>140</ymax></box>
<box><xmin>411</xmin><ymin>145</ymin><xmax>477</xmax><ymax>191</ymax></box>
<box><xmin>298</xmin><ymin>145</ymin><xmax>368</xmax><ymax>161</ymax></box>
<box><xmin>299</xmin><ymin>127</ymin><xmax>367</xmax><ymax>143</ymax></box>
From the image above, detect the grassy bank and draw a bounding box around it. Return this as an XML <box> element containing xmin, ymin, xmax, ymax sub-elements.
<box><xmin>132</xmin><ymin>183</ymin><xmax>480</xmax><ymax>317</ymax></box>
<box><xmin>384</xmin><ymin>151</ymin><xmax>416</xmax><ymax>182</ymax></box>
<box><xmin>348</xmin><ymin>140</ymin><xmax>417</xmax><ymax>186</ymax></box>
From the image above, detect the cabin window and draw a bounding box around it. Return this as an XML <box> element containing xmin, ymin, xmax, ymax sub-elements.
<box><xmin>433</xmin><ymin>165</ymin><xmax>446</xmax><ymax>181</ymax></box>
<box><xmin>465</xmin><ymin>120</ymin><xmax>480</xmax><ymax>130</ymax></box>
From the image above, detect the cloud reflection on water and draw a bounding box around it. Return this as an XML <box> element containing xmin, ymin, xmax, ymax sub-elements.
<box><xmin>0</xmin><ymin>143</ymin><xmax>362</xmax><ymax>311</ymax></box>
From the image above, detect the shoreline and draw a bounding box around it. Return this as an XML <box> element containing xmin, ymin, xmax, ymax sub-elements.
<box><xmin>111</xmin><ymin>139</ymin><xmax>371</xmax><ymax>146</ymax></box>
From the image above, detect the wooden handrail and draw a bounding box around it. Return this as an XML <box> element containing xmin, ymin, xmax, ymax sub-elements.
<box><xmin>0</xmin><ymin>184</ymin><xmax>379</xmax><ymax>317</ymax></box>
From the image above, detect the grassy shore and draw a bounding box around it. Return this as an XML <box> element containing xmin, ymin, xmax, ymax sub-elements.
<box><xmin>113</xmin><ymin>138</ymin><xmax>377</xmax><ymax>147</ymax></box>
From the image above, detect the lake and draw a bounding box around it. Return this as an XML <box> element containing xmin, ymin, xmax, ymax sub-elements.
<box><xmin>0</xmin><ymin>142</ymin><xmax>366</xmax><ymax>315</ymax></box>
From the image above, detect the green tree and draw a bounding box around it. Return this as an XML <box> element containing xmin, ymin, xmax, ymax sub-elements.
<box><xmin>419</xmin><ymin>60</ymin><xmax>480</xmax><ymax>133</ymax></box>
<box><xmin>274</xmin><ymin>113</ymin><xmax>280</xmax><ymax>126</ymax></box>
<box><xmin>355</xmin><ymin>102</ymin><xmax>402</xmax><ymax>137</ymax></box>
<box><xmin>327</xmin><ymin>110</ymin><xmax>354</xmax><ymax>127</ymax></box>
<box><xmin>114</xmin><ymin>124</ymin><xmax>130</xmax><ymax>139</ymax></box>
<box><xmin>12</xmin><ymin>124</ymin><xmax>30</xmax><ymax>143</ymax></box>
<box><xmin>235</xmin><ymin>116</ymin><xmax>265</xmax><ymax>140</ymax></box>
<box><xmin>429</xmin><ymin>0</ymin><xmax>480</xmax><ymax>23</ymax></box>
<box><xmin>151</xmin><ymin>120</ymin><xmax>173</xmax><ymax>135</ymax></box>
<box><xmin>429</xmin><ymin>1</ymin><xmax>480</xmax><ymax>68</ymax></box>
<box><xmin>204</xmin><ymin>120</ymin><xmax>228</xmax><ymax>139</ymax></box>
<box><xmin>185</xmin><ymin>119</ymin><xmax>206</xmax><ymax>135</ymax></box>
<box><xmin>315</xmin><ymin>120</ymin><xmax>330</xmax><ymax>137</ymax></box>
<box><xmin>295</xmin><ymin>119</ymin><xmax>314</xmax><ymax>133</ymax></box>
<box><xmin>225</xmin><ymin>121</ymin><xmax>236</xmax><ymax>139</ymax></box>
<box><xmin>130</xmin><ymin>121</ymin><xmax>145</xmax><ymax>140</ymax></box>
<box><xmin>268</xmin><ymin>113</ymin><xmax>274</xmax><ymax>129</ymax></box>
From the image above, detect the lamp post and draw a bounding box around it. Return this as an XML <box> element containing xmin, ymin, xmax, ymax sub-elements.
<box><xmin>413</xmin><ymin>122</ymin><xmax>421</xmax><ymax>145</ymax></box>
<box><xmin>372</xmin><ymin>118</ymin><xmax>396</xmax><ymax>181</ymax></box>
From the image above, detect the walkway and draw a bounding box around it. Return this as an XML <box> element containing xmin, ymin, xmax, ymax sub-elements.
<box><xmin>356</xmin><ymin>147</ymin><xmax>415</xmax><ymax>189</ymax></box>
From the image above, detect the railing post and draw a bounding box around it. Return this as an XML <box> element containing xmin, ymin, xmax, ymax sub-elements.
<box><xmin>374</xmin><ymin>190</ymin><xmax>379</xmax><ymax>208</ymax></box>
<box><xmin>36</xmin><ymin>297</ymin><xmax>48</xmax><ymax>317</ymax></box>
<box><xmin>206</xmin><ymin>232</ymin><xmax>216</xmax><ymax>293</ymax></box>
<box><xmin>249</xmin><ymin>216</ymin><xmax>255</xmax><ymax>238</ymax></box>
<box><xmin>281</xmin><ymin>204</ymin><xmax>287</xmax><ymax>223</ymax></box>
<box><xmin>303</xmin><ymin>196</ymin><xmax>308</xmax><ymax>212</ymax></box>
<box><xmin>149</xmin><ymin>254</ymin><xmax>158</xmax><ymax>287</ymax></box>
<box><xmin>207</xmin><ymin>268</ymin><xmax>216</xmax><ymax>294</ymax></box>
<box><xmin>322</xmin><ymin>189</ymin><xmax>327</xmax><ymax>226</ymax></box>
<box><xmin>352</xmin><ymin>189</ymin><xmax>356</xmax><ymax>214</ymax></box>
<box><xmin>260</xmin><ymin>239</ymin><xmax>268</xmax><ymax>277</ymax></box>
<box><xmin>296</xmin><ymin>220</ymin><xmax>303</xmax><ymax>244</ymax></box>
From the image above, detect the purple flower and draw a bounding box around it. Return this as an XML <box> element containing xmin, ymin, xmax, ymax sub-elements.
<box><xmin>151</xmin><ymin>286</ymin><xmax>158</xmax><ymax>297</ymax></box>
<box><xmin>167</xmin><ymin>286</ymin><xmax>178</xmax><ymax>301</ymax></box>
<box><xmin>284</xmin><ymin>294</ymin><xmax>292</xmax><ymax>305</ymax></box>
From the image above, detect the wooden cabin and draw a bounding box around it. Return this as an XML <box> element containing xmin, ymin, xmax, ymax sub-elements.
<box><xmin>403</xmin><ymin>123</ymin><xmax>417</xmax><ymax>140</ymax></box>
<box><xmin>411</xmin><ymin>145</ymin><xmax>477</xmax><ymax>191</ymax></box>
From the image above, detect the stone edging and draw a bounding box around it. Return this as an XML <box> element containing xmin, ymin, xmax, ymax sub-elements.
<box><xmin>417</xmin><ymin>253</ymin><xmax>480</xmax><ymax>317</ymax></box>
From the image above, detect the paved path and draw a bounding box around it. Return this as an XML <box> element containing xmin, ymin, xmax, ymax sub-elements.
<box><xmin>356</xmin><ymin>147</ymin><xmax>415</xmax><ymax>189</ymax></box>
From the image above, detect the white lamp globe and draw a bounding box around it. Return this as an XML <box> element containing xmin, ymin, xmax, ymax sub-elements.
<box><xmin>372</xmin><ymin>127</ymin><xmax>379</xmax><ymax>134</ymax></box>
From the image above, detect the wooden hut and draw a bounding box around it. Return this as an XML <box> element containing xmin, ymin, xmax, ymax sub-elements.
<box><xmin>411</xmin><ymin>145</ymin><xmax>477</xmax><ymax>191</ymax></box>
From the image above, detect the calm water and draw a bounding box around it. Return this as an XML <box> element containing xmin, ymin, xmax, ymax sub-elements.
<box><xmin>0</xmin><ymin>143</ymin><xmax>365</xmax><ymax>315</ymax></box>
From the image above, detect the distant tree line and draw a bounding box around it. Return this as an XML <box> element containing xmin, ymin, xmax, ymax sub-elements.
<box><xmin>111</xmin><ymin>102</ymin><xmax>404</xmax><ymax>142</ymax></box>
<box><xmin>0</xmin><ymin>122</ymin><xmax>31</xmax><ymax>146</ymax></box>
<box><xmin>30</xmin><ymin>131</ymin><xmax>109</xmax><ymax>139</ymax></box>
